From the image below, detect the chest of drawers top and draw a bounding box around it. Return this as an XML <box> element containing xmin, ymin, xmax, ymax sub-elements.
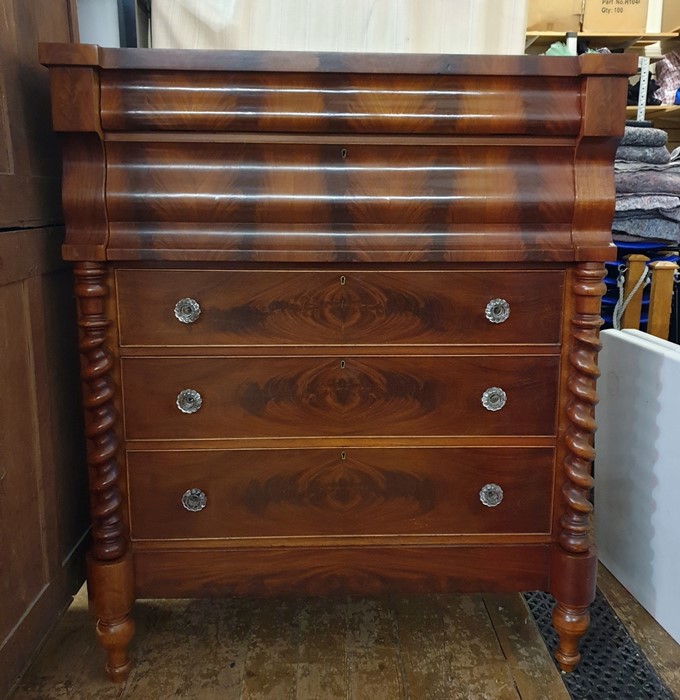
<box><xmin>40</xmin><ymin>44</ymin><xmax>635</xmax><ymax>265</ymax></box>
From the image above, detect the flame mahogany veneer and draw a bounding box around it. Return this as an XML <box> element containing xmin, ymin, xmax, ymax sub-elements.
<box><xmin>40</xmin><ymin>43</ymin><xmax>636</xmax><ymax>681</ymax></box>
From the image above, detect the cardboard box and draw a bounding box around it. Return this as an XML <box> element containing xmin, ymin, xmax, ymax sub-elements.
<box><xmin>582</xmin><ymin>0</ymin><xmax>650</xmax><ymax>33</ymax></box>
<box><xmin>526</xmin><ymin>0</ymin><xmax>582</xmax><ymax>31</ymax></box>
<box><xmin>663</xmin><ymin>0</ymin><xmax>680</xmax><ymax>32</ymax></box>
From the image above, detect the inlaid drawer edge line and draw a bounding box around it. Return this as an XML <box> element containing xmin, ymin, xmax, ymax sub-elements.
<box><xmin>124</xmin><ymin>442</ymin><xmax>558</xmax><ymax>451</ymax></box>
<box><xmin>117</xmin><ymin>343</ymin><xmax>564</xmax><ymax>351</ymax></box>
<box><xmin>121</xmin><ymin>434</ymin><xmax>560</xmax><ymax>443</ymax></box>
<box><xmin>129</xmin><ymin>533</ymin><xmax>555</xmax><ymax>547</ymax></box>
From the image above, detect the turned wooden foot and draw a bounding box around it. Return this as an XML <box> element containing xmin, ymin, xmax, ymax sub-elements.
<box><xmin>549</xmin><ymin>543</ymin><xmax>597</xmax><ymax>672</ymax></box>
<box><xmin>552</xmin><ymin>602</ymin><xmax>590</xmax><ymax>672</ymax></box>
<box><xmin>96</xmin><ymin>615</ymin><xmax>135</xmax><ymax>681</ymax></box>
<box><xmin>87</xmin><ymin>552</ymin><xmax>135</xmax><ymax>681</ymax></box>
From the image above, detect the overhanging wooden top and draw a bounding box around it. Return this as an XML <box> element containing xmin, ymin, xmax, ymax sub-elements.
<box><xmin>39</xmin><ymin>42</ymin><xmax>637</xmax><ymax>77</ymax></box>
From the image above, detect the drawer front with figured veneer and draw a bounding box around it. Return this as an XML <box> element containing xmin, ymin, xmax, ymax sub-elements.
<box><xmin>121</xmin><ymin>355</ymin><xmax>559</xmax><ymax>439</ymax></box>
<box><xmin>116</xmin><ymin>269</ymin><xmax>564</xmax><ymax>347</ymax></box>
<box><xmin>127</xmin><ymin>447</ymin><xmax>555</xmax><ymax>539</ymax></box>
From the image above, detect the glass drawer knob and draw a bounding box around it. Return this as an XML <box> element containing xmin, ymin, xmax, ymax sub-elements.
<box><xmin>174</xmin><ymin>297</ymin><xmax>201</xmax><ymax>324</ymax></box>
<box><xmin>481</xmin><ymin>386</ymin><xmax>507</xmax><ymax>411</ymax></box>
<box><xmin>485</xmin><ymin>298</ymin><xmax>510</xmax><ymax>324</ymax></box>
<box><xmin>480</xmin><ymin>483</ymin><xmax>504</xmax><ymax>508</ymax></box>
<box><xmin>182</xmin><ymin>488</ymin><xmax>207</xmax><ymax>512</ymax></box>
<box><xmin>176</xmin><ymin>389</ymin><xmax>202</xmax><ymax>414</ymax></box>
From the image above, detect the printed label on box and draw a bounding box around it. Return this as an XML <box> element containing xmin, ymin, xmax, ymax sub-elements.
<box><xmin>582</xmin><ymin>0</ymin><xmax>650</xmax><ymax>33</ymax></box>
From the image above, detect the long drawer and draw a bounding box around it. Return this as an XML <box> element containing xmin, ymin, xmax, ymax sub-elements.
<box><xmin>127</xmin><ymin>447</ymin><xmax>554</xmax><ymax>539</ymax></box>
<box><xmin>105</xmin><ymin>141</ymin><xmax>575</xmax><ymax>225</ymax></box>
<box><xmin>116</xmin><ymin>269</ymin><xmax>564</xmax><ymax>347</ymax></box>
<box><xmin>121</xmin><ymin>355</ymin><xmax>559</xmax><ymax>439</ymax></box>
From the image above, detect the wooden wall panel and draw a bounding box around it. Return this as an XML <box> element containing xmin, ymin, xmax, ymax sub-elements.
<box><xmin>151</xmin><ymin>0</ymin><xmax>529</xmax><ymax>55</ymax></box>
<box><xmin>0</xmin><ymin>79</ymin><xmax>11</xmax><ymax>174</ymax></box>
<box><xmin>0</xmin><ymin>0</ymin><xmax>77</xmax><ymax>228</ymax></box>
<box><xmin>0</xmin><ymin>280</ymin><xmax>50</xmax><ymax>641</ymax></box>
<box><xmin>0</xmin><ymin>241</ymin><xmax>87</xmax><ymax>697</ymax></box>
<box><xmin>0</xmin><ymin>8</ymin><xmax>85</xmax><ymax>692</ymax></box>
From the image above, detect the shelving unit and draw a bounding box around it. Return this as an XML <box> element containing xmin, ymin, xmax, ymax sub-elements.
<box><xmin>626</xmin><ymin>105</ymin><xmax>680</xmax><ymax>118</ymax></box>
<box><xmin>525</xmin><ymin>31</ymin><xmax>677</xmax><ymax>52</ymax></box>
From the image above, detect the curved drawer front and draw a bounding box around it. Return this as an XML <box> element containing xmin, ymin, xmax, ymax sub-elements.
<box><xmin>116</xmin><ymin>269</ymin><xmax>564</xmax><ymax>347</ymax></box>
<box><xmin>101</xmin><ymin>70</ymin><xmax>581</xmax><ymax>135</ymax></box>
<box><xmin>106</xmin><ymin>142</ymin><xmax>575</xmax><ymax>226</ymax></box>
<box><xmin>121</xmin><ymin>355</ymin><xmax>559</xmax><ymax>439</ymax></box>
<box><xmin>127</xmin><ymin>447</ymin><xmax>554</xmax><ymax>539</ymax></box>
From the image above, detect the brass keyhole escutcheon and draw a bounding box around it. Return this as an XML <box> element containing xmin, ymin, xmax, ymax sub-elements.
<box><xmin>340</xmin><ymin>360</ymin><xmax>346</xmax><ymax>369</ymax></box>
<box><xmin>340</xmin><ymin>275</ymin><xmax>346</xmax><ymax>285</ymax></box>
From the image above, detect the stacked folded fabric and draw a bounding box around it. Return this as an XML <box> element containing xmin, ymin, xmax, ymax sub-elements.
<box><xmin>614</xmin><ymin>126</ymin><xmax>680</xmax><ymax>243</ymax></box>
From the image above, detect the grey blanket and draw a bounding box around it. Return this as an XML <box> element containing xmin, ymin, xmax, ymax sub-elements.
<box><xmin>616</xmin><ymin>146</ymin><xmax>680</xmax><ymax>172</ymax></box>
<box><xmin>620</xmin><ymin>125</ymin><xmax>668</xmax><ymax>147</ymax></box>
<box><xmin>616</xmin><ymin>145</ymin><xmax>672</xmax><ymax>164</ymax></box>
<box><xmin>616</xmin><ymin>194</ymin><xmax>680</xmax><ymax>213</ymax></box>
<box><xmin>616</xmin><ymin>169</ymin><xmax>680</xmax><ymax>195</ymax></box>
<box><xmin>613</xmin><ymin>214</ymin><xmax>680</xmax><ymax>242</ymax></box>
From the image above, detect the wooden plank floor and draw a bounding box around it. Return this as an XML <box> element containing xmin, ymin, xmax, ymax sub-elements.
<box><xmin>9</xmin><ymin>589</ymin><xmax>568</xmax><ymax>700</ymax></box>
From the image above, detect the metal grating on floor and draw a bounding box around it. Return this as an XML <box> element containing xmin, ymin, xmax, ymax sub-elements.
<box><xmin>524</xmin><ymin>590</ymin><xmax>676</xmax><ymax>700</ymax></box>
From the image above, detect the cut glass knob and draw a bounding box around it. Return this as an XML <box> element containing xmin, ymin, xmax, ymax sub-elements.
<box><xmin>480</xmin><ymin>483</ymin><xmax>504</xmax><ymax>508</ymax></box>
<box><xmin>481</xmin><ymin>386</ymin><xmax>507</xmax><ymax>411</ymax></box>
<box><xmin>485</xmin><ymin>298</ymin><xmax>510</xmax><ymax>324</ymax></box>
<box><xmin>174</xmin><ymin>297</ymin><xmax>201</xmax><ymax>324</ymax></box>
<box><xmin>182</xmin><ymin>488</ymin><xmax>207</xmax><ymax>512</ymax></box>
<box><xmin>176</xmin><ymin>389</ymin><xmax>202</xmax><ymax>414</ymax></box>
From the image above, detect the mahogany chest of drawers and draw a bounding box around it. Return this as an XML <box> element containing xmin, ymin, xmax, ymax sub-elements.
<box><xmin>40</xmin><ymin>44</ymin><xmax>635</xmax><ymax>680</ymax></box>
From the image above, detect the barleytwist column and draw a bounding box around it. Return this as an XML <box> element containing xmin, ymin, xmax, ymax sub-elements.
<box><xmin>74</xmin><ymin>262</ymin><xmax>134</xmax><ymax>682</ymax></box>
<box><xmin>552</xmin><ymin>262</ymin><xmax>605</xmax><ymax>671</ymax></box>
<box><xmin>560</xmin><ymin>263</ymin><xmax>604</xmax><ymax>554</ymax></box>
